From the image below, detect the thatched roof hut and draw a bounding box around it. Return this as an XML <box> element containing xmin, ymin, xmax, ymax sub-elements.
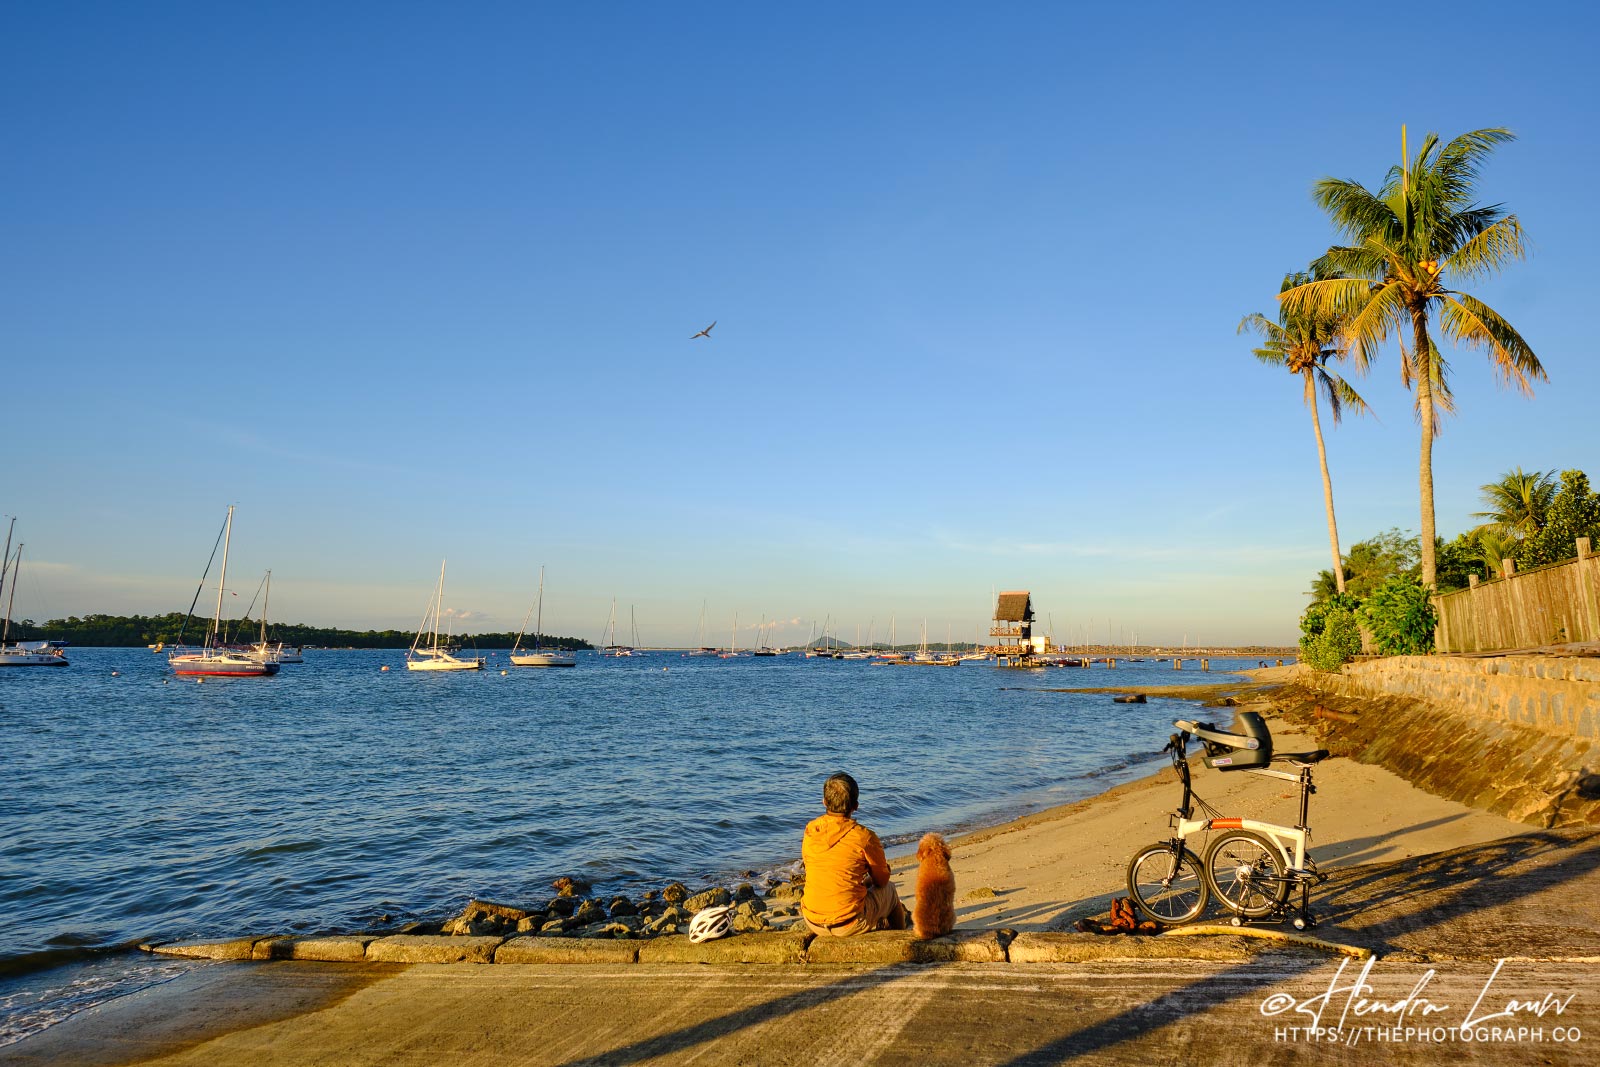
<box><xmin>994</xmin><ymin>591</ymin><xmax>1034</xmax><ymax>623</ymax></box>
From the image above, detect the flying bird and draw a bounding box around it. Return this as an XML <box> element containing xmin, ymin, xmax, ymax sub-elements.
<box><xmin>691</xmin><ymin>321</ymin><xmax>716</xmax><ymax>339</ymax></box>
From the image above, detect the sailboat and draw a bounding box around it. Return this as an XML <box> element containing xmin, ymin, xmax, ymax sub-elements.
<box><xmin>718</xmin><ymin>612</ymin><xmax>742</xmax><ymax>657</ymax></box>
<box><xmin>876</xmin><ymin>617</ymin><xmax>905</xmax><ymax>661</ymax></box>
<box><xmin>0</xmin><ymin>519</ymin><xmax>69</xmax><ymax>666</ymax></box>
<box><xmin>169</xmin><ymin>507</ymin><xmax>279</xmax><ymax>677</ymax></box>
<box><xmin>233</xmin><ymin>570</ymin><xmax>292</xmax><ymax>665</ymax></box>
<box><xmin>406</xmin><ymin>560</ymin><xmax>484</xmax><ymax>671</ymax></box>
<box><xmin>601</xmin><ymin>599</ymin><xmax>635</xmax><ymax>656</ymax></box>
<box><xmin>218</xmin><ymin>570</ymin><xmax>299</xmax><ymax>664</ymax></box>
<box><xmin>753</xmin><ymin>615</ymin><xmax>780</xmax><ymax>656</ymax></box>
<box><xmin>510</xmin><ymin>567</ymin><xmax>576</xmax><ymax>667</ymax></box>
<box><xmin>689</xmin><ymin>600</ymin><xmax>718</xmax><ymax>655</ymax></box>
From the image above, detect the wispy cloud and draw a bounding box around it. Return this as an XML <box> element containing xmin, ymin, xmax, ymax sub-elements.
<box><xmin>927</xmin><ymin>531</ymin><xmax>1320</xmax><ymax>566</ymax></box>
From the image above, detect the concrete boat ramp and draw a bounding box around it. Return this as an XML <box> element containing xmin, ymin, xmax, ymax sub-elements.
<box><xmin>4</xmin><ymin>829</ymin><xmax>1597</xmax><ymax>1066</ymax></box>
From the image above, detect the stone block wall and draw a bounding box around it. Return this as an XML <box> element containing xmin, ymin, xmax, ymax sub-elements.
<box><xmin>1334</xmin><ymin>656</ymin><xmax>1600</xmax><ymax>742</ymax></box>
<box><xmin>1275</xmin><ymin>656</ymin><xmax>1599</xmax><ymax>829</ymax></box>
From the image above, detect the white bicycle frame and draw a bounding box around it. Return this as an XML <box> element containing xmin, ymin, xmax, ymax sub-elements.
<box><xmin>1170</xmin><ymin>764</ymin><xmax>1313</xmax><ymax>874</ymax></box>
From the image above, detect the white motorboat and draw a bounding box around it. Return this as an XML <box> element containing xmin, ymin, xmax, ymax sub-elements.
<box><xmin>169</xmin><ymin>508</ymin><xmax>279</xmax><ymax>677</ymax></box>
<box><xmin>406</xmin><ymin>560</ymin><xmax>483</xmax><ymax>671</ymax></box>
<box><xmin>510</xmin><ymin>567</ymin><xmax>576</xmax><ymax>668</ymax></box>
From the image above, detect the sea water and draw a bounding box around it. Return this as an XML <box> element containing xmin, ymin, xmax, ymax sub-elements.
<box><xmin>0</xmin><ymin>647</ymin><xmax>1263</xmax><ymax>1043</ymax></box>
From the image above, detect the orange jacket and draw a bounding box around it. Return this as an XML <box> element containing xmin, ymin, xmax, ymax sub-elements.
<box><xmin>801</xmin><ymin>813</ymin><xmax>890</xmax><ymax>926</ymax></box>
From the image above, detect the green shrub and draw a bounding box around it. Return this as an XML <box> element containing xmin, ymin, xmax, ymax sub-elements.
<box><xmin>1518</xmin><ymin>469</ymin><xmax>1600</xmax><ymax>568</ymax></box>
<box><xmin>1359</xmin><ymin>574</ymin><xmax>1436</xmax><ymax>655</ymax></box>
<box><xmin>1299</xmin><ymin>597</ymin><xmax>1362</xmax><ymax>673</ymax></box>
<box><xmin>1300</xmin><ymin>593</ymin><xmax>1360</xmax><ymax>642</ymax></box>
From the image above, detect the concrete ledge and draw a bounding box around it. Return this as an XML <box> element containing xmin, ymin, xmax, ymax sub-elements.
<box><xmin>637</xmin><ymin>931</ymin><xmax>811</xmax><ymax>964</ymax></box>
<box><xmin>804</xmin><ymin>930</ymin><xmax>1003</xmax><ymax>964</ymax></box>
<box><xmin>255</xmin><ymin>936</ymin><xmax>377</xmax><ymax>962</ymax></box>
<box><xmin>496</xmin><ymin>937</ymin><xmax>640</xmax><ymax>964</ymax></box>
<box><xmin>141</xmin><ymin>927</ymin><xmax>1309</xmax><ymax>967</ymax></box>
<box><xmin>1007</xmin><ymin>931</ymin><xmax>1255</xmax><ymax>962</ymax></box>
<box><xmin>150</xmin><ymin>937</ymin><xmax>266</xmax><ymax>961</ymax></box>
<box><xmin>365</xmin><ymin>934</ymin><xmax>503</xmax><ymax>964</ymax></box>
<box><xmin>916</xmin><ymin>931</ymin><xmax>1008</xmax><ymax>963</ymax></box>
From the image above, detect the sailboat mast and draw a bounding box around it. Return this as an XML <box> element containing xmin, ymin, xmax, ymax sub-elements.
<box><xmin>211</xmin><ymin>506</ymin><xmax>234</xmax><ymax>649</ymax></box>
<box><xmin>261</xmin><ymin>570</ymin><xmax>271</xmax><ymax>645</ymax></box>
<box><xmin>1</xmin><ymin>543</ymin><xmax>19</xmax><ymax>645</ymax></box>
<box><xmin>534</xmin><ymin>566</ymin><xmax>545</xmax><ymax>648</ymax></box>
<box><xmin>435</xmin><ymin>560</ymin><xmax>447</xmax><ymax>652</ymax></box>
<box><xmin>0</xmin><ymin>517</ymin><xmax>15</xmax><ymax>620</ymax></box>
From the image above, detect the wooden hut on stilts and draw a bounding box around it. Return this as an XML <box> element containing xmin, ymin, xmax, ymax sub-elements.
<box><xmin>990</xmin><ymin>590</ymin><xmax>1044</xmax><ymax>668</ymax></box>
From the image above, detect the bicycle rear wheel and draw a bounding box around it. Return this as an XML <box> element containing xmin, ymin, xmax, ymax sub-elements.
<box><xmin>1127</xmin><ymin>843</ymin><xmax>1207</xmax><ymax>924</ymax></box>
<box><xmin>1204</xmin><ymin>830</ymin><xmax>1288</xmax><ymax>918</ymax></box>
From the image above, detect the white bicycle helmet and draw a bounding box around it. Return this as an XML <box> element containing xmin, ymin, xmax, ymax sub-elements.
<box><xmin>687</xmin><ymin>904</ymin><xmax>737</xmax><ymax>943</ymax></box>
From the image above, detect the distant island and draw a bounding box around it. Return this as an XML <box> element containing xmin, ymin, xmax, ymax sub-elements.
<box><xmin>5</xmin><ymin>613</ymin><xmax>593</xmax><ymax>651</ymax></box>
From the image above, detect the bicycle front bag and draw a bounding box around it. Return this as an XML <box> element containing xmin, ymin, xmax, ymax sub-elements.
<box><xmin>1199</xmin><ymin>710</ymin><xmax>1274</xmax><ymax>771</ymax></box>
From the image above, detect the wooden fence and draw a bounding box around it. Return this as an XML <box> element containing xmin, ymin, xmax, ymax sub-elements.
<box><xmin>1432</xmin><ymin>538</ymin><xmax>1600</xmax><ymax>653</ymax></box>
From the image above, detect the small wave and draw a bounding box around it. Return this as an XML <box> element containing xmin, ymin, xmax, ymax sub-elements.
<box><xmin>0</xmin><ymin>942</ymin><xmax>135</xmax><ymax>981</ymax></box>
<box><xmin>242</xmin><ymin>839</ymin><xmax>325</xmax><ymax>860</ymax></box>
<box><xmin>0</xmin><ymin>953</ymin><xmax>191</xmax><ymax>1049</ymax></box>
<box><xmin>1075</xmin><ymin>748</ymin><xmax>1165</xmax><ymax>780</ymax></box>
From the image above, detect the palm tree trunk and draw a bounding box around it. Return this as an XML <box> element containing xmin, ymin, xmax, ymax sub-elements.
<box><xmin>1306</xmin><ymin>372</ymin><xmax>1346</xmax><ymax>594</ymax></box>
<box><xmin>1413</xmin><ymin>311</ymin><xmax>1438</xmax><ymax>588</ymax></box>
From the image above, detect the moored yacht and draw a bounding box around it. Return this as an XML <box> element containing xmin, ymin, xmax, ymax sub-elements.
<box><xmin>510</xmin><ymin>567</ymin><xmax>576</xmax><ymax>668</ymax></box>
<box><xmin>406</xmin><ymin>560</ymin><xmax>483</xmax><ymax>671</ymax></box>
<box><xmin>0</xmin><ymin>520</ymin><xmax>70</xmax><ymax>667</ymax></box>
<box><xmin>168</xmin><ymin>508</ymin><xmax>279</xmax><ymax>677</ymax></box>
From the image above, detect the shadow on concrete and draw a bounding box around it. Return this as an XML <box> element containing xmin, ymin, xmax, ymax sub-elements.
<box><xmin>1314</xmin><ymin>812</ymin><xmax>1472</xmax><ymax>867</ymax></box>
<box><xmin>989</xmin><ymin>828</ymin><xmax>1600</xmax><ymax>1062</ymax></box>
<box><xmin>991</xmin><ymin>954</ymin><xmax>1327</xmax><ymax>1067</ymax></box>
<box><xmin>555</xmin><ymin>964</ymin><xmax>917</xmax><ymax>1067</ymax></box>
<box><xmin>1319</xmin><ymin>829</ymin><xmax>1600</xmax><ymax>956</ymax></box>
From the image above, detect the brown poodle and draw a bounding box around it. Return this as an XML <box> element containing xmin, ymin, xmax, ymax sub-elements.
<box><xmin>912</xmin><ymin>832</ymin><xmax>956</xmax><ymax>940</ymax></box>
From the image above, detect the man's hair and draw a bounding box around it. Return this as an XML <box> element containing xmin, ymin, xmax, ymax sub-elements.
<box><xmin>823</xmin><ymin>772</ymin><xmax>859</xmax><ymax>814</ymax></box>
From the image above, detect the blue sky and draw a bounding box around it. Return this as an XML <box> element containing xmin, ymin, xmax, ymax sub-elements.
<box><xmin>4</xmin><ymin>2</ymin><xmax>1595</xmax><ymax>646</ymax></box>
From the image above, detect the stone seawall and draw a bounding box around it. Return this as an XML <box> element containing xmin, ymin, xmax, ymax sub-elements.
<box><xmin>1335</xmin><ymin>655</ymin><xmax>1599</xmax><ymax>741</ymax></box>
<box><xmin>1272</xmin><ymin>656</ymin><xmax>1600</xmax><ymax>830</ymax></box>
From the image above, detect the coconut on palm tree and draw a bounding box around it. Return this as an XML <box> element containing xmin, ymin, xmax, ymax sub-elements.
<box><xmin>1241</xmin><ymin>270</ymin><xmax>1370</xmax><ymax>595</ymax></box>
<box><xmin>1281</xmin><ymin>126</ymin><xmax>1545</xmax><ymax>587</ymax></box>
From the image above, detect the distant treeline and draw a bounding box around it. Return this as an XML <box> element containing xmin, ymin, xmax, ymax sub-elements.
<box><xmin>6</xmin><ymin>613</ymin><xmax>593</xmax><ymax>651</ymax></box>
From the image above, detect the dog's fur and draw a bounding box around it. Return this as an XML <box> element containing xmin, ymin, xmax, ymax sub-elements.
<box><xmin>912</xmin><ymin>832</ymin><xmax>956</xmax><ymax>940</ymax></box>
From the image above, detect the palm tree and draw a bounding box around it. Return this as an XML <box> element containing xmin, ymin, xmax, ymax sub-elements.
<box><xmin>1281</xmin><ymin>127</ymin><xmax>1544</xmax><ymax>587</ymax></box>
<box><xmin>1241</xmin><ymin>271</ymin><xmax>1370</xmax><ymax>595</ymax></box>
<box><xmin>1473</xmin><ymin>466</ymin><xmax>1556</xmax><ymax>539</ymax></box>
<box><xmin>1475</xmin><ymin>527</ymin><xmax>1521</xmax><ymax>579</ymax></box>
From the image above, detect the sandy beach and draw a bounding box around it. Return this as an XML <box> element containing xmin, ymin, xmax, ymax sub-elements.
<box><xmin>893</xmin><ymin>667</ymin><xmax>1526</xmax><ymax>932</ymax></box>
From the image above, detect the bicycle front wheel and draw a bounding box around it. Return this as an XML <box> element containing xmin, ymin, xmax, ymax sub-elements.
<box><xmin>1204</xmin><ymin>830</ymin><xmax>1288</xmax><ymax>918</ymax></box>
<box><xmin>1127</xmin><ymin>843</ymin><xmax>1207</xmax><ymax>924</ymax></box>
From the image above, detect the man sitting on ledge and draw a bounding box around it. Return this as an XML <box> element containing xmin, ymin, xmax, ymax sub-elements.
<box><xmin>801</xmin><ymin>772</ymin><xmax>910</xmax><ymax>936</ymax></box>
